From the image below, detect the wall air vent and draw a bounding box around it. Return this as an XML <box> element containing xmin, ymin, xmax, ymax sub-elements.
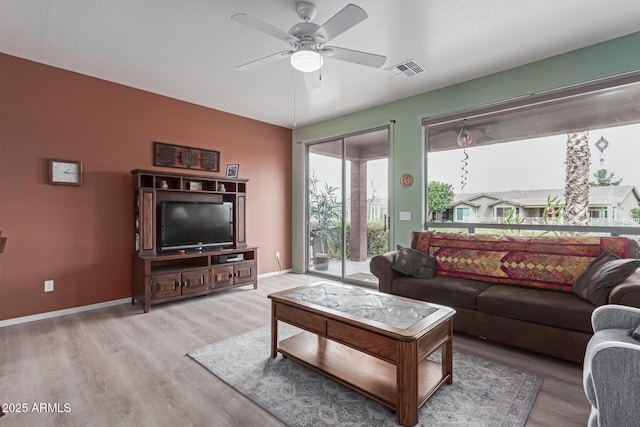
<box><xmin>386</xmin><ymin>60</ymin><xmax>425</xmax><ymax>80</ymax></box>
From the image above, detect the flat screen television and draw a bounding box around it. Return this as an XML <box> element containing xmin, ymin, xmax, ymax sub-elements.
<box><xmin>160</xmin><ymin>201</ymin><xmax>233</xmax><ymax>252</ymax></box>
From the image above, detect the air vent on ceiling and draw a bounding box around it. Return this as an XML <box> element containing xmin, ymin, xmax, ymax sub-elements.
<box><xmin>386</xmin><ymin>59</ymin><xmax>425</xmax><ymax>80</ymax></box>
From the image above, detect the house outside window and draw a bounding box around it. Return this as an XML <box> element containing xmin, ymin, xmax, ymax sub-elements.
<box><xmin>495</xmin><ymin>206</ymin><xmax>519</xmax><ymax>219</ymax></box>
<box><xmin>456</xmin><ymin>207</ymin><xmax>470</xmax><ymax>221</ymax></box>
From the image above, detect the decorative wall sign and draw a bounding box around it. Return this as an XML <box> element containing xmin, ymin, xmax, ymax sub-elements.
<box><xmin>153</xmin><ymin>141</ymin><xmax>220</xmax><ymax>172</ymax></box>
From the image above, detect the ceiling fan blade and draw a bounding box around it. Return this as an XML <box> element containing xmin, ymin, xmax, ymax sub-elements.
<box><xmin>231</xmin><ymin>13</ymin><xmax>296</xmax><ymax>44</ymax></box>
<box><xmin>311</xmin><ymin>4</ymin><xmax>367</xmax><ymax>42</ymax></box>
<box><xmin>235</xmin><ymin>50</ymin><xmax>293</xmax><ymax>71</ymax></box>
<box><xmin>323</xmin><ymin>46</ymin><xmax>386</xmax><ymax>68</ymax></box>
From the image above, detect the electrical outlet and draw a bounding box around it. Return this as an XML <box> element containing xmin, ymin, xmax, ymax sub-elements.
<box><xmin>44</xmin><ymin>280</ymin><xmax>54</xmax><ymax>292</ymax></box>
<box><xmin>275</xmin><ymin>251</ymin><xmax>280</xmax><ymax>261</ymax></box>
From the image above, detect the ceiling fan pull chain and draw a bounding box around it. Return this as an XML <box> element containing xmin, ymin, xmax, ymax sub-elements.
<box><xmin>292</xmin><ymin>68</ymin><xmax>297</xmax><ymax>128</ymax></box>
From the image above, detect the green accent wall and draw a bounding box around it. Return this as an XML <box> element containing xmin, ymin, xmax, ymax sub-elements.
<box><xmin>292</xmin><ymin>32</ymin><xmax>640</xmax><ymax>273</ymax></box>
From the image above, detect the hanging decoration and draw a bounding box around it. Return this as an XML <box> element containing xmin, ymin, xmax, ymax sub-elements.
<box><xmin>457</xmin><ymin>120</ymin><xmax>473</xmax><ymax>191</ymax></box>
<box><xmin>594</xmin><ymin>136</ymin><xmax>609</xmax><ymax>167</ymax></box>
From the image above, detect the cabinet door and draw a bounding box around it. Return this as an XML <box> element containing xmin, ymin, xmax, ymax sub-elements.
<box><xmin>211</xmin><ymin>265</ymin><xmax>234</xmax><ymax>289</ymax></box>
<box><xmin>234</xmin><ymin>261</ymin><xmax>256</xmax><ymax>285</ymax></box>
<box><xmin>150</xmin><ymin>273</ymin><xmax>181</xmax><ymax>299</ymax></box>
<box><xmin>181</xmin><ymin>269</ymin><xmax>210</xmax><ymax>295</ymax></box>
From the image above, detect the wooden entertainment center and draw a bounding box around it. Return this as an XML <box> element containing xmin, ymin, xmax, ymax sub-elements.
<box><xmin>131</xmin><ymin>169</ymin><xmax>257</xmax><ymax>313</ymax></box>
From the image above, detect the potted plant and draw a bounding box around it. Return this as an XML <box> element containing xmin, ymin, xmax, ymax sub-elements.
<box><xmin>308</xmin><ymin>170</ymin><xmax>341</xmax><ymax>270</ymax></box>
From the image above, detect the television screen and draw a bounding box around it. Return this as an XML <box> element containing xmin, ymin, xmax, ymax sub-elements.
<box><xmin>160</xmin><ymin>201</ymin><xmax>233</xmax><ymax>251</ymax></box>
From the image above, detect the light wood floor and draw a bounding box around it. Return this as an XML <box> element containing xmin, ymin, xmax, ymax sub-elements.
<box><xmin>0</xmin><ymin>273</ymin><xmax>590</xmax><ymax>426</ymax></box>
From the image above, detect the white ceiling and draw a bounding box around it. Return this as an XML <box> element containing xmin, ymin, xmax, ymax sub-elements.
<box><xmin>2</xmin><ymin>0</ymin><xmax>640</xmax><ymax>129</ymax></box>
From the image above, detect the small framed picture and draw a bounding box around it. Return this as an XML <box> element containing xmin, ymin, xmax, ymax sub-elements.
<box><xmin>225</xmin><ymin>164</ymin><xmax>239</xmax><ymax>178</ymax></box>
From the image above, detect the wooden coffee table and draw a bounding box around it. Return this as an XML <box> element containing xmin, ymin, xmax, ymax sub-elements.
<box><xmin>268</xmin><ymin>282</ymin><xmax>456</xmax><ymax>427</ymax></box>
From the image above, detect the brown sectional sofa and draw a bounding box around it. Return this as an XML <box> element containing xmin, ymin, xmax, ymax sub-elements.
<box><xmin>370</xmin><ymin>231</ymin><xmax>640</xmax><ymax>363</ymax></box>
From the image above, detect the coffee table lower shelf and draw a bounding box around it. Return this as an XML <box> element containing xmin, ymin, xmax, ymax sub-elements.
<box><xmin>277</xmin><ymin>330</ymin><xmax>448</xmax><ymax>412</ymax></box>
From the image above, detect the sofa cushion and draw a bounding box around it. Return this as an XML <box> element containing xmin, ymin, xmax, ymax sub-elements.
<box><xmin>477</xmin><ymin>285</ymin><xmax>595</xmax><ymax>333</ymax></box>
<box><xmin>412</xmin><ymin>231</ymin><xmax>634</xmax><ymax>292</ymax></box>
<box><xmin>573</xmin><ymin>250</ymin><xmax>640</xmax><ymax>306</ymax></box>
<box><xmin>392</xmin><ymin>275</ymin><xmax>492</xmax><ymax>310</ymax></box>
<box><xmin>392</xmin><ymin>245</ymin><xmax>436</xmax><ymax>279</ymax></box>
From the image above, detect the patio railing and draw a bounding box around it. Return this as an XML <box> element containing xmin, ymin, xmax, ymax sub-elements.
<box><xmin>426</xmin><ymin>221</ymin><xmax>640</xmax><ymax>238</ymax></box>
<box><xmin>456</xmin><ymin>216</ymin><xmax>640</xmax><ymax>227</ymax></box>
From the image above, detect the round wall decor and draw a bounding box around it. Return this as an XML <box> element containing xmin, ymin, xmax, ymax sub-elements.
<box><xmin>400</xmin><ymin>174</ymin><xmax>413</xmax><ymax>188</ymax></box>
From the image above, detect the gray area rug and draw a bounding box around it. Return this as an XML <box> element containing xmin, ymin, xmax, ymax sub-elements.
<box><xmin>188</xmin><ymin>325</ymin><xmax>543</xmax><ymax>426</ymax></box>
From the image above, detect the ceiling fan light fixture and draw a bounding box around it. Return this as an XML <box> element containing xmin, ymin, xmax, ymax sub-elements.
<box><xmin>290</xmin><ymin>49</ymin><xmax>323</xmax><ymax>72</ymax></box>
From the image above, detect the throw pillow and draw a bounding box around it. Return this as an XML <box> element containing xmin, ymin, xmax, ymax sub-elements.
<box><xmin>393</xmin><ymin>245</ymin><xmax>436</xmax><ymax>279</ymax></box>
<box><xmin>631</xmin><ymin>325</ymin><xmax>640</xmax><ymax>342</ymax></box>
<box><xmin>573</xmin><ymin>250</ymin><xmax>640</xmax><ymax>306</ymax></box>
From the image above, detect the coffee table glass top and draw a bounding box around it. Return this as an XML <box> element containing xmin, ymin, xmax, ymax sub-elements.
<box><xmin>281</xmin><ymin>282</ymin><xmax>440</xmax><ymax>330</ymax></box>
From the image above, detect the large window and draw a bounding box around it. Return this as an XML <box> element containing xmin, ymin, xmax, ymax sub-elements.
<box><xmin>425</xmin><ymin>73</ymin><xmax>640</xmax><ymax>235</ymax></box>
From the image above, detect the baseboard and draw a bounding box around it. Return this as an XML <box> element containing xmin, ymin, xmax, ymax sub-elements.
<box><xmin>0</xmin><ymin>298</ymin><xmax>130</xmax><ymax>328</ymax></box>
<box><xmin>2</xmin><ymin>272</ymin><xmax>292</xmax><ymax>328</ymax></box>
<box><xmin>259</xmin><ymin>269</ymin><xmax>293</xmax><ymax>278</ymax></box>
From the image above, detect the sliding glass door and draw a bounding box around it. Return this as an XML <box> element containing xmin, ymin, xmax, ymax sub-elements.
<box><xmin>306</xmin><ymin>127</ymin><xmax>390</xmax><ymax>285</ymax></box>
<box><xmin>308</xmin><ymin>138</ymin><xmax>343</xmax><ymax>276</ymax></box>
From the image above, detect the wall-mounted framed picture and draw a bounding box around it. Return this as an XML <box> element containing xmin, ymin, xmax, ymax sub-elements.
<box><xmin>0</xmin><ymin>230</ymin><xmax>6</xmax><ymax>254</ymax></box>
<box><xmin>225</xmin><ymin>164</ymin><xmax>239</xmax><ymax>178</ymax></box>
<box><xmin>153</xmin><ymin>141</ymin><xmax>220</xmax><ymax>172</ymax></box>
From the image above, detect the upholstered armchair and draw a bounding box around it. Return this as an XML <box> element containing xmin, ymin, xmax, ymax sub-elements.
<box><xmin>583</xmin><ymin>304</ymin><xmax>640</xmax><ymax>427</ymax></box>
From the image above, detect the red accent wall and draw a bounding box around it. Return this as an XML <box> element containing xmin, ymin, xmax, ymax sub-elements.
<box><xmin>0</xmin><ymin>53</ymin><xmax>292</xmax><ymax>321</ymax></box>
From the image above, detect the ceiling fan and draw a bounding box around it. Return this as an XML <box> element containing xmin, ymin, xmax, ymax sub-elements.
<box><xmin>231</xmin><ymin>2</ymin><xmax>386</xmax><ymax>73</ymax></box>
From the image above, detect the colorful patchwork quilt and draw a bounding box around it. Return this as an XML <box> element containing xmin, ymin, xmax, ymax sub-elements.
<box><xmin>413</xmin><ymin>231</ymin><xmax>632</xmax><ymax>292</ymax></box>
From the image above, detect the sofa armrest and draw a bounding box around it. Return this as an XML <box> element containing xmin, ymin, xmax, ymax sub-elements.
<box><xmin>370</xmin><ymin>251</ymin><xmax>402</xmax><ymax>294</ymax></box>
<box><xmin>591</xmin><ymin>304</ymin><xmax>640</xmax><ymax>332</ymax></box>
<box><xmin>585</xmin><ymin>342</ymin><xmax>640</xmax><ymax>425</ymax></box>
<box><xmin>608</xmin><ymin>269</ymin><xmax>640</xmax><ymax>308</ymax></box>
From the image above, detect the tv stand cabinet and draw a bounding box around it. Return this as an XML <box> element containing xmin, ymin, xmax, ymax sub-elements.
<box><xmin>131</xmin><ymin>169</ymin><xmax>257</xmax><ymax>313</ymax></box>
<box><xmin>132</xmin><ymin>247</ymin><xmax>257</xmax><ymax>313</ymax></box>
